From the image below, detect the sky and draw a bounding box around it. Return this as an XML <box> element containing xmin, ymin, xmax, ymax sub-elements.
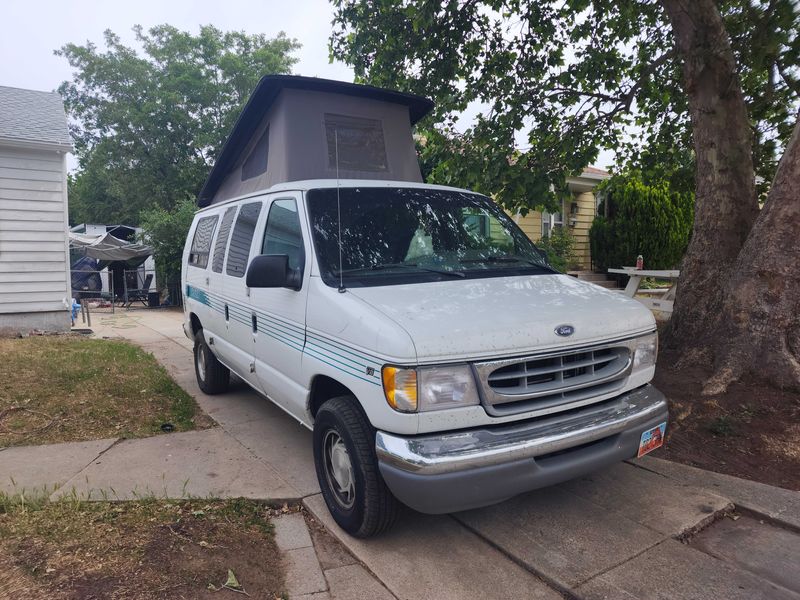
<box><xmin>1</xmin><ymin>0</ymin><xmax>614</xmax><ymax>170</ymax></box>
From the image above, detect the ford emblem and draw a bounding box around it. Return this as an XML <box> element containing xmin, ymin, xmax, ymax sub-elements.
<box><xmin>555</xmin><ymin>324</ymin><xmax>575</xmax><ymax>337</ymax></box>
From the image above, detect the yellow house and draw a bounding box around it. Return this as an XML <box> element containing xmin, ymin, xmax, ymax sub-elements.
<box><xmin>510</xmin><ymin>166</ymin><xmax>610</xmax><ymax>270</ymax></box>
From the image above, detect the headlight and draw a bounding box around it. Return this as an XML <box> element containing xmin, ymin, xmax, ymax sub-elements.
<box><xmin>632</xmin><ymin>332</ymin><xmax>658</xmax><ymax>370</ymax></box>
<box><xmin>382</xmin><ymin>365</ymin><xmax>480</xmax><ymax>413</ymax></box>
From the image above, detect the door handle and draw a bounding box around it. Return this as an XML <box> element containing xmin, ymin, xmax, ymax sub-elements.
<box><xmin>251</xmin><ymin>313</ymin><xmax>257</xmax><ymax>334</ymax></box>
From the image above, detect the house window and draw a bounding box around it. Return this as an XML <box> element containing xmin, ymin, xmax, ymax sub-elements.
<box><xmin>241</xmin><ymin>126</ymin><xmax>269</xmax><ymax>180</ymax></box>
<box><xmin>325</xmin><ymin>113</ymin><xmax>388</xmax><ymax>172</ymax></box>
<box><xmin>541</xmin><ymin>203</ymin><xmax>565</xmax><ymax>238</ymax></box>
<box><xmin>226</xmin><ymin>202</ymin><xmax>262</xmax><ymax>277</ymax></box>
<box><xmin>211</xmin><ymin>206</ymin><xmax>237</xmax><ymax>273</ymax></box>
<box><xmin>189</xmin><ymin>215</ymin><xmax>218</xmax><ymax>269</ymax></box>
<box><xmin>262</xmin><ymin>198</ymin><xmax>304</xmax><ymax>271</ymax></box>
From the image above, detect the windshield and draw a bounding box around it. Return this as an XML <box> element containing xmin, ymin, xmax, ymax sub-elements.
<box><xmin>306</xmin><ymin>187</ymin><xmax>554</xmax><ymax>287</ymax></box>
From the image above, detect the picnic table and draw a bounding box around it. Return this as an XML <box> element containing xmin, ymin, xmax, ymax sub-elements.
<box><xmin>608</xmin><ymin>267</ymin><xmax>680</xmax><ymax>314</ymax></box>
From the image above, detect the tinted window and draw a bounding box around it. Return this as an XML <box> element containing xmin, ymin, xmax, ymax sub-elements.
<box><xmin>325</xmin><ymin>114</ymin><xmax>387</xmax><ymax>171</ymax></box>
<box><xmin>226</xmin><ymin>202</ymin><xmax>262</xmax><ymax>277</ymax></box>
<box><xmin>188</xmin><ymin>215</ymin><xmax>218</xmax><ymax>269</ymax></box>
<box><xmin>306</xmin><ymin>187</ymin><xmax>552</xmax><ymax>287</ymax></box>
<box><xmin>262</xmin><ymin>198</ymin><xmax>304</xmax><ymax>271</ymax></box>
<box><xmin>212</xmin><ymin>206</ymin><xmax>237</xmax><ymax>273</ymax></box>
<box><xmin>242</xmin><ymin>126</ymin><xmax>269</xmax><ymax>180</ymax></box>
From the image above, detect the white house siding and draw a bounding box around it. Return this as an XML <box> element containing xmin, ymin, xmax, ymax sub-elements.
<box><xmin>0</xmin><ymin>144</ymin><xmax>70</xmax><ymax>333</ymax></box>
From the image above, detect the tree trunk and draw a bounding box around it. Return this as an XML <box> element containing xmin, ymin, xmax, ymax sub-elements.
<box><xmin>659</xmin><ymin>0</ymin><xmax>761</xmax><ymax>353</ymax></box>
<box><xmin>703</xmin><ymin>115</ymin><xmax>800</xmax><ymax>394</ymax></box>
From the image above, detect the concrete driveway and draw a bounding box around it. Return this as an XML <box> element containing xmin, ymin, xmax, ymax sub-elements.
<box><xmin>82</xmin><ymin>309</ymin><xmax>800</xmax><ymax>600</ymax></box>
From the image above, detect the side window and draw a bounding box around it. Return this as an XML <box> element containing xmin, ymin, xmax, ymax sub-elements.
<box><xmin>212</xmin><ymin>206</ymin><xmax>237</xmax><ymax>273</ymax></box>
<box><xmin>188</xmin><ymin>215</ymin><xmax>218</xmax><ymax>269</ymax></box>
<box><xmin>226</xmin><ymin>202</ymin><xmax>262</xmax><ymax>277</ymax></box>
<box><xmin>262</xmin><ymin>198</ymin><xmax>304</xmax><ymax>271</ymax></box>
<box><xmin>241</xmin><ymin>126</ymin><xmax>269</xmax><ymax>180</ymax></box>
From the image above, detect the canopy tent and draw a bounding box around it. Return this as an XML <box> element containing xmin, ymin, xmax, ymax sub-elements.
<box><xmin>69</xmin><ymin>231</ymin><xmax>152</xmax><ymax>269</ymax></box>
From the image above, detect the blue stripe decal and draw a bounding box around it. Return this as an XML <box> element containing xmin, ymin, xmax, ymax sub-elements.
<box><xmin>186</xmin><ymin>286</ymin><xmax>383</xmax><ymax>383</ymax></box>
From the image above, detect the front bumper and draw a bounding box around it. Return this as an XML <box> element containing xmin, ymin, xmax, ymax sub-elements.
<box><xmin>376</xmin><ymin>384</ymin><xmax>668</xmax><ymax>514</ymax></box>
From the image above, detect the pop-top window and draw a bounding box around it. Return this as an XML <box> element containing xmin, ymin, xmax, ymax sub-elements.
<box><xmin>226</xmin><ymin>202</ymin><xmax>262</xmax><ymax>277</ymax></box>
<box><xmin>325</xmin><ymin>114</ymin><xmax>387</xmax><ymax>172</ymax></box>
<box><xmin>189</xmin><ymin>215</ymin><xmax>218</xmax><ymax>269</ymax></box>
<box><xmin>241</xmin><ymin>126</ymin><xmax>269</xmax><ymax>180</ymax></box>
<box><xmin>212</xmin><ymin>206</ymin><xmax>237</xmax><ymax>273</ymax></box>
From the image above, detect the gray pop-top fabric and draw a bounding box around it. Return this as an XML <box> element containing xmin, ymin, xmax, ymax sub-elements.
<box><xmin>0</xmin><ymin>86</ymin><xmax>72</xmax><ymax>149</ymax></box>
<box><xmin>198</xmin><ymin>76</ymin><xmax>434</xmax><ymax>207</ymax></box>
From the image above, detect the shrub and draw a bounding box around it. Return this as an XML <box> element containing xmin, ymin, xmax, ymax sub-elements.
<box><xmin>589</xmin><ymin>175</ymin><xmax>693</xmax><ymax>270</ymax></box>
<box><xmin>537</xmin><ymin>227</ymin><xmax>577</xmax><ymax>272</ymax></box>
<box><xmin>139</xmin><ymin>198</ymin><xmax>197</xmax><ymax>286</ymax></box>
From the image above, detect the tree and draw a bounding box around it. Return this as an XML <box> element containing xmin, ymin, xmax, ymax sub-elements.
<box><xmin>59</xmin><ymin>25</ymin><xmax>300</xmax><ymax>225</ymax></box>
<box><xmin>139</xmin><ymin>198</ymin><xmax>197</xmax><ymax>286</ymax></box>
<box><xmin>331</xmin><ymin>0</ymin><xmax>800</xmax><ymax>392</ymax></box>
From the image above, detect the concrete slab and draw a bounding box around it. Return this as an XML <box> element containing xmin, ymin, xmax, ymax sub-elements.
<box><xmin>274</xmin><ymin>513</ymin><xmax>314</xmax><ymax>551</ymax></box>
<box><xmin>559</xmin><ymin>462</ymin><xmax>733</xmax><ymax>536</ymax></box>
<box><xmin>50</xmin><ymin>428</ymin><xmax>299</xmax><ymax>501</ymax></box>
<box><xmin>691</xmin><ymin>515</ymin><xmax>800</xmax><ymax>594</ymax></box>
<box><xmin>326</xmin><ymin>565</ymin><xmax>396</xmax><ymax>600</ymax></box>
<box><xmin>0</xmin><ymin>438</ymin><xmax>117</xmax><ymax>496</ymax></box>
<box><xmin>455</xmin><ymin>485</ymin><xmax>662</xmax><ymax>590</ymax></box>
<box><xmin>576</xmin><ymin>539</ymin><xmax>800</xmax><ymax>600</ymax></box>
<box><xmin>304</xmin><ymin>494</ymin><xmax>562</xmax><ymax>600</ymax></box>
<box><xmin>283</xmin><ymin>546</ymin><xmax>328</xmax><ymax>596</ymax></box>
<box><xmin>636</xmin><ymin>456</ymin><xmax>800</xmax><ymax>530</ymax></box>
<box><xmin>226</xmin><ymin>415</ymin><xmax>319</xmax><ymax>497</ymax></box>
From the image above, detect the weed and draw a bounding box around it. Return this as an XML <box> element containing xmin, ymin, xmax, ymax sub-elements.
<box><xmin>708</xmin><ymin>415</ymin><xmax>737</xmax><ymax>437</ymax></box>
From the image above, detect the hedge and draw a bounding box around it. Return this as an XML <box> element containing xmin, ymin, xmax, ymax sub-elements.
<box><xmin>589</xmin><ymin>176</ymin><xmax>694</xmax><ymax>271</ymax></box>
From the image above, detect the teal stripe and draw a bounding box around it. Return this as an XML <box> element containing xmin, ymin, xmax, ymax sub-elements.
<box><xmin>187</xmin><ymin>286</ymin><xmax>384</xmax><ymax>383</ymax></box>
<box><xmin>303</xmin><ymin>347</ymin><xmax>381</xmax><ymax>385</ymax></box>
<box><xmin>307</xmin><ymin>331</ymin><xmax>382</xmax><ymax>364</ymax></box>
<box><xmin>305</xmin><ymin>339</ymin><xmax>376</xmax><ymax>373</ymax></box>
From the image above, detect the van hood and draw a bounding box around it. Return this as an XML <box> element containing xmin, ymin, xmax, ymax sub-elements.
<box><xmin>347</xmin><ymin>274</ymin><xmax>655</xmax><ymax>362</ymax></box>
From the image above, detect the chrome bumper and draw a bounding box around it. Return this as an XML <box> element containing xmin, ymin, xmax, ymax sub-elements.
<box><xmin>376</xmin><ymin>384</ymin><xmax>667</xmax><ymax>476</ymax></box>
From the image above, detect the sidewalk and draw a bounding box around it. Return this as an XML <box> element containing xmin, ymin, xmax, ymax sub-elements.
<box><xmin>3</xmin><ymin>308</ymin><xmax>799</xmax><ymax>599</ymax></box>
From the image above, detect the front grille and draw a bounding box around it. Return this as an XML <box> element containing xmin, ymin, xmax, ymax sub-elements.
<box><xmin>477</xmin><ymin>346</ymin><xmax>631</xmax><ymax>416</ymax></box>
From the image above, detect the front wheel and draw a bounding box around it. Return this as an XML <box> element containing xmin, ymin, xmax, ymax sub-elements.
<box><xmin>193</xmin><ymin>329</ymin><xmax>230</xmax><ymax>394</ymax></box>
<box><xmin>313</xmin><ymin>397</ymin><xmax>400</xmax><ymax>537</ymax></box>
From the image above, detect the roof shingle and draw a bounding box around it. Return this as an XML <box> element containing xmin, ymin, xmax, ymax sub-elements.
<box><xmin>0</xmin><ymin>85</ymin><xmax>72</xmax><ymax>149</ymax></box>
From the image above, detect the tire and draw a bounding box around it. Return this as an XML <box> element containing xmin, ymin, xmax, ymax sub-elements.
<box><xmin>193</xmin><ymin>329</ymin><xmax>230</xmax><ymax>394</ymax></box>
<box><xmin>313</xmin><ymin>396</ymin><xmax>400</xmax><ymax>537</ymax></box>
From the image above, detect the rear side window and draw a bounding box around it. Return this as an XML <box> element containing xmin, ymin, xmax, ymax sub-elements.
<box><xmin>188</xmin><ymin>215</ymin><xmax>218</xmax><ymax>269</ymax></box>
<box><xmin>212</xmin><ymin>206</ymin><xmax>237</xmax><ymax>273</ymax></box>
<box><xmin>226</xmin><ymin>202</ymin><xmax>262</xmax><ymax>277</ymax></box>
<box><xmin>262</xmin><ymin>198</ymin><xmax>304</xmax><ymax>271</ymax></box>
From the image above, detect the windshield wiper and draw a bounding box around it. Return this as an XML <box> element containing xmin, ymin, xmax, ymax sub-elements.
<box><xmin>459</xmin><ymin>255</ymin><xmax>547</xmax><ymax>267</ymax></box>
<box><xmin>335</xmin><ymin>262</ymin><xmax>465</xmax><ymax>278</ymax></box>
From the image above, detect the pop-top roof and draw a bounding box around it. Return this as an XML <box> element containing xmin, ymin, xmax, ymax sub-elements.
<box><xmin>197</xmin><ymin>75</ymin><xmax>434</xmax><ymax>207</ymax></box>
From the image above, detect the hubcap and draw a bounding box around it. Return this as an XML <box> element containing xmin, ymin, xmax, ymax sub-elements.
<box><xmin>196</xmin><ymin>344</ymin><xmax>207</xmax><ymax>381</ymax></box>
<box><xmin>323</xmin><ymin>429</ymin><xmax>355</xmax><ymax>509</ymax></box>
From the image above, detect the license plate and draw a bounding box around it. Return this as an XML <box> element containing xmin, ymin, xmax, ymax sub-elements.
<box><xmin>637</xmin><ymin>422</ymin><xmax>667</xmax><ymax>457</ymax></box>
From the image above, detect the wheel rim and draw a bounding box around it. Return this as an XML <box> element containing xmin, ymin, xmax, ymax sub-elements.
<box><xmin>322</xmin><ymin>429</ymin><xmax>355</xmax><ymax>509</ymax></box>
<box><xmin>196</xmin><ymin>344</ymin><xmax>207</xmax><ymax>382</ymax></box>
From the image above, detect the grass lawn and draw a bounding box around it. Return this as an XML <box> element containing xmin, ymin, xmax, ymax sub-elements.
<box><xmin>0</xmin><ymin>495</ymin><xmax>286</xmax><ymax>599</ymax></box>
<box><xmin>0</xmin><ymin>335</ymin><xmax>212</xmax><ymax>447</ymax></box>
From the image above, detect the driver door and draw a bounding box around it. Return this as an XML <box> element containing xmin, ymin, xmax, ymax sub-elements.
<box><xmin>250</xmin><ymin>193</ymin><xmax>310</xmax><ymax>421</ymax></box>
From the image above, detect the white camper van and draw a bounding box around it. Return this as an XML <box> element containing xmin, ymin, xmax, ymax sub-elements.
<box><xmin>182</xmin><ymin>76</ymin><xmax>668</xmax><ymax>537</ymax></box>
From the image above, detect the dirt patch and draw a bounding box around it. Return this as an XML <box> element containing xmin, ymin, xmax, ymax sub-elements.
<box><xmin>0</xmin><ymin>336</ymin><xmax>213</xmax><ymax>447</ymax></box>
<box><xmin>651</xmin><ymin>348</ymin><xmax>800</xmax><ymax>490</ymax></box>
<box><xmin>0</xmin><ymin>498</ymin><xmax>286</xmax><ymax>599</ymax></box>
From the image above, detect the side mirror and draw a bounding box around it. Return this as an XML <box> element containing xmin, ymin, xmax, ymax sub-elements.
<box><xmin>246</xmin><ymin>255</ymin><xmax>302</xmax><ymax>290</ymax></box>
